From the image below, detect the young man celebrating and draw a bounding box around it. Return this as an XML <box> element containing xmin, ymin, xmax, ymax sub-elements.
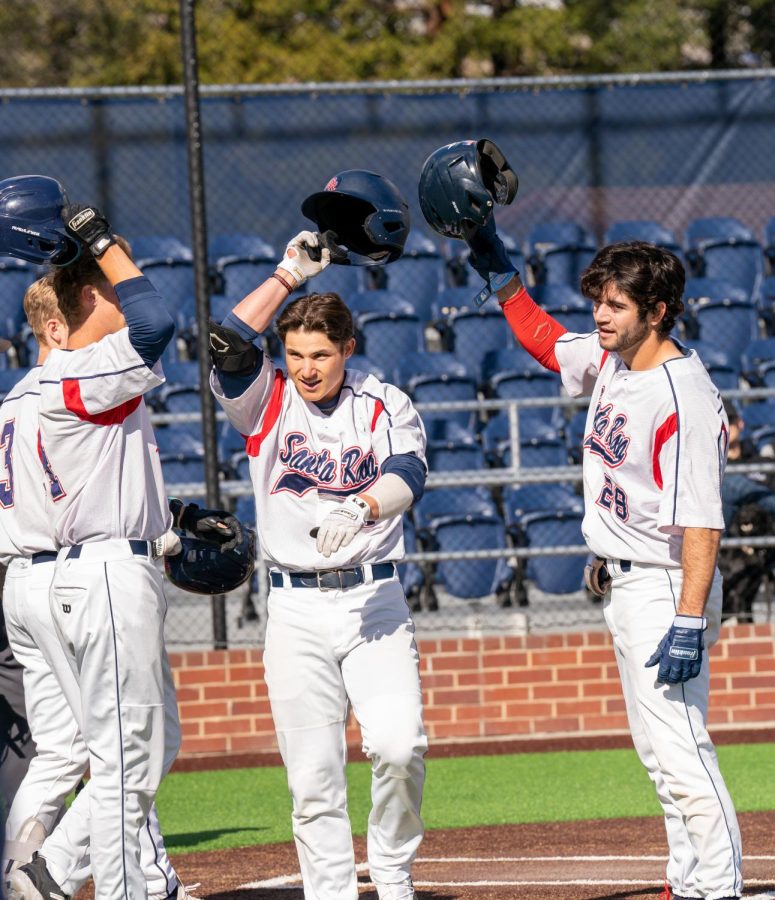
<box><xmin>466</xmin><ymin>222</ymin><xmax>742</xmax><ymax>900</ymax></box>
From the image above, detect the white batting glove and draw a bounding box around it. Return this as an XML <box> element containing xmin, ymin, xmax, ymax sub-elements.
<box><xmin>277</xmin><ymin>230</ymin><xmax>331</xmax><ymax>287</ymax></box>
<box><xmin>316</xmin><ymin>495</ymin><xmax>371</xmax><ymax>558</ymax></box>
<box><xmin>152</xmin><ymin>529</ymin><xmax>183</xmax><ymax>558</ymax></box>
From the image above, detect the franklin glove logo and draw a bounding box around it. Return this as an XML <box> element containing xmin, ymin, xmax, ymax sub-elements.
<box><xmin>68</xmin><ymin>208</ymin><xmax>95</xmax><ymax>230</ymax></box>
<box><xmin>669</xmin><ymin>646</ymin><xmax>698</xmax><ymax>659</ymax></box>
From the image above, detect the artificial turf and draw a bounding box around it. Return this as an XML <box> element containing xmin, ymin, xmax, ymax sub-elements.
<box><xmin>155</xmin><ymin>742</ymin><xmax>775</xmax><ymax>854</ymax></box>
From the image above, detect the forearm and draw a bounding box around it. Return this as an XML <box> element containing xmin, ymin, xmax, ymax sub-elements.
<box><xmin>118</xmin><ymin>277</ymin><xmax>176</xmax><ymax>366</ymax></box>
<box><xmin>678</xmin><ymin>527</ymin><xmax>722</xmax><ymax>617</ymax></box>
<box><xmin>95</xmin><ymin>243</ymin><xmax>144</xmax><ymax>285</ymax></box>
<box><xmin>230</xmin><ymin>268</ymin><xmax>293</xmax><ymax>334</ymax></box>
<box><xmin>495</xmin><ymin>274</ymin><xmax>566</xmax><ymax>373</ymax></box>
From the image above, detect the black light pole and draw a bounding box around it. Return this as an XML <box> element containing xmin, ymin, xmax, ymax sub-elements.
<box><xmin>179</xmin><ymin>0</ymin><xmax>228</xmax><ymax>649</ymax></box>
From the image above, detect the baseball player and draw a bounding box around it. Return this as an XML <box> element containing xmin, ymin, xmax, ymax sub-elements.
<box><xmin>5</xmin><ymin>204</ymin><xmax>183</xmax><ymax>900</ymax></box>
<box><xmin>1</xmin><ymin>275</ymin><xmax>211</xmax><ymax>900</ymax></box>
<box><xmin>208</xmin><ymin>230</ymin><xmax>428</xmax><ymax>900</ymax></box>
<box><xmin>466</xmin><ymin>224</ymin><xmax>741</xmax><ymax>899</ymax></box>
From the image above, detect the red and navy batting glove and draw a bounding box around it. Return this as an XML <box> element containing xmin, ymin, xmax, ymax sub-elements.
<box><xmin>645</xmin><ymin>615</ymin><xmax>706</xmax><ymax>684</ymax></box>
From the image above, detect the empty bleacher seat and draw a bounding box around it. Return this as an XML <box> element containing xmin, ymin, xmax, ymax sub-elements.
<box><xmin>693</xmin><ymin>299</ymin><xmax>761</xmax><ymax>360</ymax></box>
<box><xmin>356</xmin><ymin>311</ymin><xmax>425</xmax><ymax>381</ymax></box>
<box><xmin>382</xmin><ymin>231</ymin><xmax>446</xmax><ymax>321</ymax></box>
<box><xmin>482</xmin><ymin>413</ymin><xmax>567</xmax><ymax>469</ymax></box>
<box><xmin>345</xmin><ymin>354</ymin><xmax>387</xmax><ymax>382</ymax></box>
<box><xmin>425</xmin><ymin>421</ymin><xmax>485</xmax><ymax>472</ymax></box>
<box><xmin>525</xmin><ymin>221</ymin><xmax>596</xmax><ymax>287</ymax></box>
<box><xmin>157</xmin><ymin>385</ymin><xmax>203</xmax><ymax>440</ymax></box>
<box><xmin>397</xmin><ymin>515</ymin><xmax>425</xmax><ymax>608</ymax></box>
<box><xmin>685</xmin><ymin>217</ymin><xmax>764</xmax><ymax>300</ymax></box>
<box><xmin>531</xmin><ymin>284</ymin><xmax>595</xmax><ymax>334</ymax></box>
<box><xmin>741</xmin><ymin>337</ymin><xmax>775</xmax><ymax>385</ymax></box>
<box><xmin>510</xmin><ymin>509</ymin><xmax>587</xmax><ymax>595</ymax></box>
<box><xmin>348</xmin><ymin>290</ymin><xmax>416</xmax><ymax>319</ymax></box>
<box><xmin>396</xmin><ymin>352</ymin><xmax>479</xmax><ymax>430</ymax></box>
<box><xmin>211</xmin><ymin>233</ymin><xmax>277</xmax><ymax>299</ymax></box>
<box><xmin>502</xmin><ymin>482</ymin><xmax>583</xmax><ymax>523</ymax></box>
<box><xmin>444</xmin><ymin>304</ymin><xmax>513</xmax><ymax>378</ymax></box>
<box><xmin>604</xmin><ymin>220</ymin><xmax>682</xmax><ymax>256</ymax></box>
<box><xmin>129</xmin><ymin>235</ymin><xmax>192</xmax><ymax>263</ymax></box>
<box><xmin>684</xmin><ymin>341</ymin><xmax>740</xmax><ymax>392</ymax></box>
<box><xmin>0</xmin><ymin>259</ymin><xmax>35</xmax><ymax>337</ymax></box>
<box><xmin>306</xmin><ymin>260</ymin><xmax>365</xmax><ymax>298</ymax></box>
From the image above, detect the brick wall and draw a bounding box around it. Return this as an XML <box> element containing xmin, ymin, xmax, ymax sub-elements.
<box><xmin>169</xmin><ymin>623</ymin><xmax>775</xmax><ymax>758</ymax></box>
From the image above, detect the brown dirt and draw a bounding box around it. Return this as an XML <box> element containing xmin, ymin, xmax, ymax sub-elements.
<box><xmin>170</xmin><ymin>811</ymin><xmax>775</xmax><ymax>900</ymax></box>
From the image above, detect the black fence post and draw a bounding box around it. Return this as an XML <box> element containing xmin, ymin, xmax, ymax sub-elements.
<box><xmin>179</xmin><ymin>0</ymin><xmax>228</xmax><ymax>649</ymax></box>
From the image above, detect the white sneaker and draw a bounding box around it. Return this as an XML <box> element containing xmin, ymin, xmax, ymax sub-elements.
<box><xmin>150</xmin><ymin>883</ymin><xmax>203</xmax><ymax>900</ymax></box>
<box><xmin>374</xmin><ymin>878</ymin><xmax>416</xmax><ymax>900</ymax></box>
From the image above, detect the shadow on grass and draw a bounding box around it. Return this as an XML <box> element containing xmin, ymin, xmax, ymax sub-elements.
<box><xmin>163</xmin><ymin>827</ymin><xmax>269</xmax><ymax>849</ymax></box>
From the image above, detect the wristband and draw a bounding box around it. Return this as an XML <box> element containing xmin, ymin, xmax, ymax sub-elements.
<box><xmin>271</xmin><ymin>272</ymin><xmax>295</xmax><ymax>294</ymax></box>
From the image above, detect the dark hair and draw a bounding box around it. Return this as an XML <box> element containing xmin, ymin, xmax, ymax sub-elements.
<box><xmin>50</xmin><ymin>234</ymin><xmax>133</xmax><ymax>328</ymax></box>
<box><xmin>276</xmin><ymin>293</ymin><xmax>354</xmax><ymax>347</ymax></box>
<box><xmin>580</xmin><ymin>240</ymin><xmax>685</xmax><ymax>337</ymax></box>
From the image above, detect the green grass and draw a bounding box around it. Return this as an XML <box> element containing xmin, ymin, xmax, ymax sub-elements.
<box><xmin>156</xmin><ymin>743</ymin><xmax>775</xmax><ymax>854</ymax></box>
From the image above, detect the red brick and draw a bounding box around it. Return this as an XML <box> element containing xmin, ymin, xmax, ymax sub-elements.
<box><xmin>177</xmin><ymin>668</ymin><xmax>227</xmax><ymax>686</ymax></box>
<box><xmin>460</xmin><ymin>639</ymin><xmax>481</xmax><ymax>652</ymax></box>
<box><xmin>180</xmin><ymin>720</ymin><xmax>201</xmax><ymax>737</ymax></box>
<box><xmin>605</xmin><ymin>665</ymin><xmax>622</xmax><ymax>680</ymax></box>
<box><xmin>227</xmin><ymin>649</ymin><xmax>248</xmax><ymax>664</ymax></box>
<box><xmin>230</xmin><ymin>734</ymin><xmax>279</xmax><ymax>753</ymax></box>
<box><xmin>483</xmin><ymin>651</ymin><xmax>529</xmax><ymax>668</ymax></box>
<box><xmin>566</xmin><ymin>633</ymin><xmax>585</xmax><ymax>647</ymax></box>
<box><xmin>456</xmin><ymin>704</ymin><xmax>501</xmax><ymax>721</ymax></box>
<box><xmin>729</xmin><ymin>674</ymin><xmax>775</xmax><ymax>690</ymax></box>
<box><xmin>433</xmin><ymin>722</ymin><xmax>484</xmax><ymax>739</ymax></box>
<box><xmin>440</xmin><ymin>639</ymin><xmax>461</xmax><ymax>653</ymax></box>
<box><xmin>251</xmin><ymin>716</ymin><xmax>276</xmax><ymax>733</ymax></box>
<box><xmin>579</xmin><ymin>648</ymin><xmax>617</xmax><ymax>664</ymax></box>
<box><xmin>529</xmin><ymin>650</ymin><xmax>579</xmax><ymax>666</ymax></box>
<box><xmin>556</xmin><ymin>666</ymin><xmax>604</xmax><ymax>682</ymax></box>
<box><xmin>533</xmin><ymin>716</ymin><xmax>581</xmax><ymax>734</ymax></box>
<box><xmin>174</xmin><ymin>686</ymin><xmax>201</xmax><ymax>703</ymax></box>
<box><xmin>232</xmin><ymin>700</ymin><xmax>272</xmax><ymax>716</ymax></box>
<box><xmin>202</xmin><ymin>717</ymin><xmax>253</xmax><ymax>735</ymax></box>
<box><xmin>203</xmin><ymin>683</ymin><xmax>254</xmax><ymax>700</ymax></box>
<box><xmin>755</xmin><ymin>690</ymin><xmax>775</xmax><ymax>705</ymax></box>
<box><xmin>503</xmin><ymin>636</ymin><xmax>527</xmax><ymax>650</ymax></box>
<box><xmin>507</xmin><ymin>668</ymin><xmax>554</xmax><ymax>684</ymax></box>
<box><xmin>711</xmin><ymin>691</ymin><xmax>758</xmax><ymax>708</ymax></box>
<box><xmin>756</xmin><ymin>657</ymin><xmax>775</xmax><ymax>672</ymax></box>
<box><xmin>227</xmin><ymin>665</ymin><xmax>265</xmax><ymax>682</ymax></box>
<box><xmin>708</xmin><ymin>708</ymin><xmax>731</xmax><ymax>724</ymax></box>
<box><xmin>205</xmin><ymin>650</ymin><xmax>230</xmax><ymax>666</ymax></box>
<box><xmin>726</xmin><ymin>641</ymin><xmax>775</xmax><ymax>658</ymax></box>
<box><xmin>430</xmin><ymin>654</ymin><xmax>480</xmax><ymax>671</ymax></box>
<box><xmin>586</xmin><ymin>632</ymin><xmax>610</xmax><ymax>646</ymax></box>
<box><xmin>504</xmin><ymin>701</ymin><xmax>554</xmax><ymax>718</ymax></box>
<box><xmin>581</xmin><ymin>681</ymin><xmax>622</xmax><ymax>698</ymax></box>
<box><xmin>418</xmin><ymin>673</ymin><xmax>455</xmax><ymax>689</ymax></box>
<box><xmin>582</xmin><ymin>714</ymin><xmax>629</xmax><ymax>732</ymax></box>
<box><xmin>712</xmin><ymin>658</ymin><xmax>753</xmax><ymax>674</ymax></box>
<box><xmin>431</xmin><ymin>688</ymin><xmax>481</xmax><ymax>706</ymax></box>
<box><xmin>729</xmin><ymin>707</ymin><xmax>775</xmax><ymax>723</ymax></box>
<box><xmin>557</xmin><ymin>700</ymin><xmax>602</xmax><ymax>716</ymax></box>
<box><xmin>181</xmin><ymin>736</ymin><xmax>228</xmax><ymax>754</ymax></box>
<box><xmin>168</xmin><ymin>652</ymin><xmax>185</xmax><ymax>668</ymax></box>
<box><xmin>483</xmin><ymin>686</ymin><xmax>531</xmax><ymax>703</ymax></box>
<box><xmin>422</xmin><ymin>706</ymin><xmax>454</xmax><ymax>722</ymax></box>
<box><xmin>458</xmin><ymin>670</ymin><xmax>503</xmax><ymax>687</ymax></box>
<box><xmin>417</xmin><ymin>639</ymin><xmax>440</xmax><ymax>654</ymax></box>
<box><xmin>482</xmin><ymin>637</ymin><xmax>504</xmax><ymax>651</ymax></box>
<box><xmin>178</xmin><ymin>701</ymin><xmax>229</xmax><ymax>719</ymax></box>
<box><xmin>709</xmin><ymin>676</ymin><xmax>729</xmax><ymax>691</ymax></box>
<box><xmin>483</xmin><ymin>719</ymin><xmax>532</xmax><ymax>736</ymax></box>
<box><xmin>544</xmin><ymin>634</ymin><xmax>567</xmax><ymax>648</ymax></box>
<box><xmin>525</xmin><ymin>635</ymin><xmax>548</xmax><ymax>649</ymax></box>
<box><xmin>179</xmin><ymin>651</ymin><xmax>205</xmax><ymax>667</ymax></box>
<box><xmin>605</xmin><ymin>698</ymin><xmax>627</xmax><ymax>714</ymax></box>
<box><xmin>533</xmin><ymin>684</ymin><xmax>580</xmax><ymax>700</ymax></box>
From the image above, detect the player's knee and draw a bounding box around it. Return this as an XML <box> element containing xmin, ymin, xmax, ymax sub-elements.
<box><xmin>363</xmin><ymin>718</ymin><xmax>427</xmax><ymax>771</ymax></box>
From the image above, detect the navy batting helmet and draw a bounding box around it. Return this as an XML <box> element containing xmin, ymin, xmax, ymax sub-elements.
<box><xmin>0</xmin><ymin>175</ymin><xmax>80</xmax><ymax>266</ymax></box>
<box><xmin>164</xmin><ymin>528</ymin><xmax>256</xmax><ymax>595</ymax></box>
<box><xmin>301</xmin><ymin>170</ymin><xmax>410</xmax><ymax>265</ymax></box>
<box><xmin>418</xmin><ymin>139</ymin><xmax>518</xmax><ymax>239</ymax></box>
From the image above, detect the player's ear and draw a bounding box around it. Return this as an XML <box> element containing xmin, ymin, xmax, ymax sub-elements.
<box><xmin>342</xmin><ymin>337</ymin><xmax>356</xmax><ymax>360</ymax></box>
<box><xmin>650</xmin><ymin>300</ymin><xmax>667</xmax><ymax>327</ymax></box>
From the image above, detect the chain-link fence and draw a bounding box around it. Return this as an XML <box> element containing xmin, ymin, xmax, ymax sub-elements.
<box><xmin>1</xmin><ymin>70</ymin><xmax>775</xmax><ymax>646</ymax></box>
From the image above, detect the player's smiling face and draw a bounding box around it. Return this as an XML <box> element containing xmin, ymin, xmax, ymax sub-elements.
<box><xmin>284</xmin><ymin>328</ymin><xmax>355</xmax><ymax>404</ymax></box>
<box><xmin>592</xmin><ymin>286</ymin><xmax>650</xmax><ymax>360</ymax></box>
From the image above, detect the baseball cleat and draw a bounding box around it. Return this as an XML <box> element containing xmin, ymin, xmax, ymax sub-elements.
<box><xmin>5</xmin><ymin>853</ymin><xmax>69</xmax><ymax>900</ymax></box>
<box><xmin>373</xmin><ymin>878</ymin><xmax>417</xmax><ymax>900</ymax></box>
<box><xmin>164</xmin><ymin>883</ymin><xmax>203</xmax><ymax>900</ymax></box>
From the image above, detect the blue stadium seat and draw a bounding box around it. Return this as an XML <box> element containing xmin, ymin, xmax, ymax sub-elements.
<box><xmin>604</xmin><ymin>220</ymin><xmax>682</xmax><ymax>256</ymax></box>
<box><xmin>218</xmin><ymin>421</ymin><xmax>246</xmax><ymax>465</ymax></box>
<box><xmin>738</xmin><ymin>400</ymin><xmax>775</xmax><ymax>439</ymax></box>
<box><xmin>511</xmin><ymin>509</ymin><xmax>587</xmax><ymax>595</ymax></box>
<box><xmin>158</xmin><ymin>385</ymin><xmax>202</xmax><ymax>439</ymax></box>
<box><xmin>348</xmin><ymin>290</ymin><xmax>416</xmax><ymax>319</ymax></box>
<box><xmin>758</xmin><ymin>276</ymin><xmax>775</xmax><ymax>335</ymax></box>
<box><xmin>129</xmin><ymin>235</ymin><xmax>192</xmax><ymax>262</ymax></box>
<box><xmin>160</xmin><ymin>451</ymin><xmax>206</xmax><ymax>492</ymax></box>
<box><xmin>765</xmin><ymin>216</ymin><xmax>775</xmax><ymax>271</ymax></box>
<box><xmin>396</xmin><ymin>352</ymin><xmax>479</xmax><ymax>430</ymax></box>
<box><xmin>684</xmin><ymin>341</ymin><xmax>740</xmax><ymax>392</ymax></box>
<box><xmin>431</xmin><ymin>515</ymin><xmax>514</xmax><ymax>602</ymax></box>
<box><xmin>209</xmin><ymin>232</ymin><xmax>275</xmax><ymax>261</ymax></box>
<box><xmin>155</xmin><ymin>428</ymin><xmax>203</xmax><ymax>456</ymax></box>
<box><xmin>229</xmin><ymin>450</ymin><xmax>252</xmax><ymax>482</ymax></box>
<box><xmin>693</xmin><ymin>299</ymin><xmax>761</xmax><ymax>360</ymax></box>
<box><xmin>432</xmin><ymin>286</ymin><xmax>482</xmax><ymax>322</ymax></box>
<box><xmin>382</xmin><ymin>231</ymin><xmax>446</xmax><ymax>321</ymax></box>
<box><xmin>445</xmin><ymin>306</ymin><xmax>513</xmax><ymax>378</ymax></box>
<box><xmin>425</xmin><ymin>421</ymin><xmax>485</xmax><ymax>472</ymax></box>
<box><xmin>234</xmin><ymin>494</ymin><xmax>256</xmax><ymax>527</ymax></box>
<box><xmin>682</xmin><ymin>276</ymin><xmax>751</xmax><ymax>307</ymax></box>
<box><xmin>139</xmin><ymin>261</ymin><xmax>196</xmax><ymax>325</ymax></box>
<box><xmin>0</xmin><ymin>259</ymin><xmax>34</xmax><ymax>336</ymax></box>
<box><xmin>356</xmin><ymin>312</ymin><xmax>425</xmax><ymax>381</ymax></box>
<box><xmin>346</xmin><ymin>354</ymin><xmax>387</xmax><ymax>382</ymax></box>
<box><xmin>488</xmin><ymin>368</ymin><xmax>562</xmax><ymax>427</ymax></box>
<box><xmin>217</xmin><ymin>260</ymin><xmax>278</xmax><ymax>299</ymax></box>
<box><xmin>481</xmin><ymin>413</ymin><xmax>567</xmax><ymax>468</ymax></box>
<box><xmin>0</xmin><ymin>368</ymin><xmax>30</xmax><ymax>397</ymax></box>
<box><xmin>525</xmin><ymin>221</ymin><xmax>596</xmax><ymax>287</ymax></box>
<box><xmin>685</xmin><ymin>217</ymin><xmax>764</xmax><ymax>299</ymax></box>
<box><xmin>163</xmin><ymin>360</ymin><xmax>200</xmax><ymax>387</ymax></box>
<box><xmin>397</xmin><ymin>515</ymin><xmax>425</xmax><ymax>607</ymax></box>
<box><xmin>565</xmin><ymin>408</ymin><xmax>588</xmax><ymax>464</ymax></box>
<box><xmin>741</xmin><ymin>337</ymin><xmax>775</xmax><ymax>384</ymax></box>
<box><xmin>414</xmin><ymin>486</ymin><xmax>498</xmax><ymax>535</ymax></box>
<box><xmin>481</xmin><ymin>347</ymin><xmax>546</xmax><ymax>384</ymax></box>
<box><xmin>307</xmin><ymin>261</ymin><xmax>365</xmax><ymax>298</ymax></box>
<box><xmin>531</xmin><ymin>284</ymin><xmax>595</xmax><ymax>334</ymax></box>
<box><xmin>502</xmin><ymin>483</ymin><xmax>583</xmax><ymax>525</ymax></box>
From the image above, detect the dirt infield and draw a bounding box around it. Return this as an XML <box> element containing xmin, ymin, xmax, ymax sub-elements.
<box><xmin>171</xmin><ymin>811</ymin><xmax>775</xmax><ymax>900</ymax></box>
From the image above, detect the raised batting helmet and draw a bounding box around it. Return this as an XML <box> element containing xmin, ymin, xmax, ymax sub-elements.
<box><xmin>301</xmin><ymin>170</ymin><xmax>410</xmax><ymax>265</ymax></box>
<box><xmin>418</xmin><ymin>139</ymin><xmax>518</xmax><ymax>239</ymax></box>
<box><xmin>0</xmin><ymin>175</ymin><xmax>80</xmax><ymax>266</ymax></box>
<box><xmin>164</xmin><ymin>528</ymin><xmax>256</xmax><ymax>595</ymax></box>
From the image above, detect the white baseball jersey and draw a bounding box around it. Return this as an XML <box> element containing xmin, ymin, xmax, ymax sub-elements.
<box><xmin>554</xmin><ymin>333</ymin><xmax>728</xmax><ymax>566</ymax></box>
<box><xmin>38</xmin><ymin>329</ymin><xmax>171</xmax><ymax>546</ymax></box>
<box><xmin>0</xmin><ymin>367</ymin><xmax>59</xmax><ymax>562</ymax></box>
<box><xmin>211</xmin><ymin>358</ymin><xmax>426</xmax><ymax>571</ymax></box>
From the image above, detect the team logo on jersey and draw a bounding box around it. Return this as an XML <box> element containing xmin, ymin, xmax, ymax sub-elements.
<box><xmin>584</xmin><ymin>401</ymin><xmax>631</xmax><ymax>467</ymax></box>
<box><xmin>272</xmin><ymin>432</ymin><xmax>379</xmax><ymax>497</ymax></box>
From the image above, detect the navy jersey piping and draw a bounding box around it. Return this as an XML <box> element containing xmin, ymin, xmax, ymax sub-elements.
<box><xmin>662</xmin><ymin>366</ymin><xmax>681</xmax><ymax>525</ymax></box>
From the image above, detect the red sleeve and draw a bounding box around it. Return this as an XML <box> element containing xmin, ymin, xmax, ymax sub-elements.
<box><xmin>500</xmin><ymin>286</ymin><xmax>567</xmax><ymax>373</ymax></box>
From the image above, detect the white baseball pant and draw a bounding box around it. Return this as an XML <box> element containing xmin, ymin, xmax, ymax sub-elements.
<box><xmin>40</xmin><ymin>541</ymin><xmax>180</xmax><ymax>900</ymax></box>
<box><xmin>264</xmin><ymin>573</ymin><xmax>427</xmax><ymax>900</ymax></box>
<box><xmin>603</xmin><ymin>560</ymin><xmax>743</xmax><ymax>900</ymax></box>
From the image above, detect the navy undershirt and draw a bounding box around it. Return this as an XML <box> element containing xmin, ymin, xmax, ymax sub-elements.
<box><xmin>118</xmin><ymin>276</ymin><xmax>176</xmax><ymax>367</ymax></box>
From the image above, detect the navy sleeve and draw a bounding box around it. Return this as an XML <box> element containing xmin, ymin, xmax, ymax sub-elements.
<box><xmin>117</xmin><ymin>276</ymin><xmax>175</xmax><ymax>367</ymax></box>
<box><xmin>381</xmin><ymin>453</ymin><xmax>427</xmax><ymax>504</ymax></box>
<box><xmin>216</xmin><ymin>311</ymin><xmax>266</xmax><ymax>399</ymax></box>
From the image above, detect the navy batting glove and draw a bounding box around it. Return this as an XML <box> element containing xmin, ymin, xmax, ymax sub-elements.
<box><xmin>462</xmin><ymin>216</ymin><xmax>517</xmax><ymax>284</ymax></box>
<box><xmin>645</xmin><ymin>615</ymin><xmax>706</xmax><ymax>684</ymax></box>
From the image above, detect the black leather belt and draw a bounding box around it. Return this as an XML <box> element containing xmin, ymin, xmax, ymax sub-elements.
<box><xmin>31</xmin><ymin>551</ymin><xmax>58</xmax><ymax>565</ymax></box>
<box><xmin>270</xmin><ymin>563</ymin><xmax>396</xmax><ymax>591</ymax></box>
<box><xmin>66</xmin><ymin>539</ymin><xmax>151</xmax><ymax>560</ymax></box>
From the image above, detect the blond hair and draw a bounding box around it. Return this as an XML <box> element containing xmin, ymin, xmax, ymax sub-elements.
<box><xmin>23</xmin><ymin>276</ymin><xmax>65</xmax><ymax>345</ymax></box>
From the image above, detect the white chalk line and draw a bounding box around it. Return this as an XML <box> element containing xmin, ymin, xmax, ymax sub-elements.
<box><xmin>239</xmin><ymin>855</ymin><xmax>775</xmax><ymax>890</ymax></box>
